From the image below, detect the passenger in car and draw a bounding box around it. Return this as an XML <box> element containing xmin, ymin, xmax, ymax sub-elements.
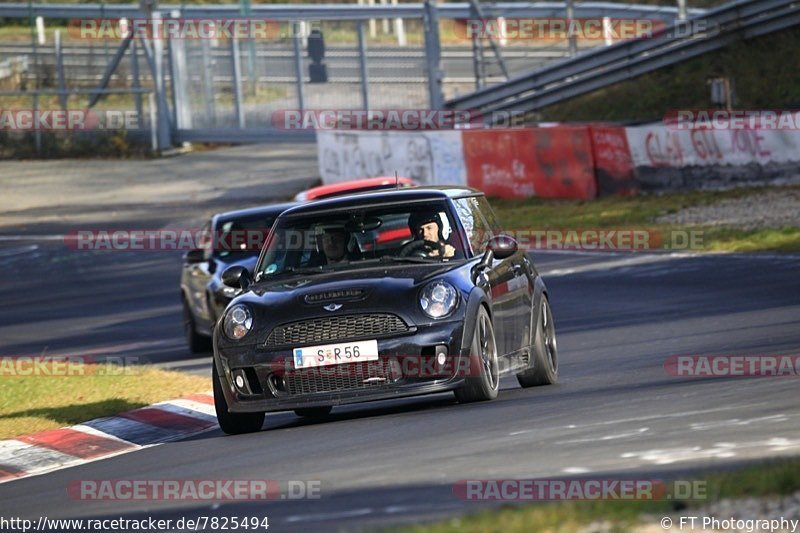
<box><xmin>318</xmin><ymin>226</ymin><xmax>351</xmax><ymax>264</ymax></box>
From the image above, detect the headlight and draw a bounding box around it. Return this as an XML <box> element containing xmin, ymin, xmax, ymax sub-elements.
<box><xmin>420</xmin><ymin>281</ymin><xmax>458</xmax><ymax>319</ymax></box>
<box><xmin>223</xmin><ymin>304</ymin><xmax>253</xmax><ymax>340</ymax></box>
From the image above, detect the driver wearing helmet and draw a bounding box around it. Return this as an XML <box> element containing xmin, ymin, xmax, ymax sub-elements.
<box><xmin>407</xmin><ymin>210</ymin><xmax>456</xmax><ymax>259</ymax></box>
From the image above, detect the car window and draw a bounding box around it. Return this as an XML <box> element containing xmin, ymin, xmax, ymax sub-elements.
<box><xmin>453</xmin><ymin>197</ymin><xmax>494</xmax><ymax>255</ymax></box>
<box><xmin>475</xmin><ymin>196</ymin><xmax>503</xmax><ymax>234</ymax></box>
<box><xmin>214</xmin><ymin>215</ymin><xmax>277</xmax><ymax>260</ymax></box>
<box><xmin>255</xmin><ymin>201</ymin><xmax>466</xmax><ymax>280</ymax></box>
<box><xmin>200</xmin><ymin>221</ymin><xmax>213</xmax><ymax>261</ymax></box>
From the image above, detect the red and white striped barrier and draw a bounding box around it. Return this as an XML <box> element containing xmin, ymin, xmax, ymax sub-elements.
<box><xmin>0</xmin><ymin>393</ymin><xmax>215</xmax><ymax>483</ymax></box>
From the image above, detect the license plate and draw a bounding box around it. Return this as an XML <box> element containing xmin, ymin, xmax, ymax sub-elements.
<box><xmin>293</xmin><ymin>339</ymin><xmax>379</xmax><ymax>369</ymax></box>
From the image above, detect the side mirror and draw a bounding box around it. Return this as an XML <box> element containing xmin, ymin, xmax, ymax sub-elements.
<box><xmin>184</xmin><ymin>249</ymin><xmax>205</xmax><ymax>264</ymax></box>
<box><xmin>471</xmin><ymin>248</ymin><xmax>494</xmax><ymax>283</ymax></box>
<box><xmin>222</xmin><ymin>265</ymin><xmax>252</xmax><ymax>291</ymax></box>
<box><xmin>487</xmin><ymin>234</ymin><xmax>518</xmax><ymax>260</ymax></box>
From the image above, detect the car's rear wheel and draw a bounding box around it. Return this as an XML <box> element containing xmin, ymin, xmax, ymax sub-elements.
<box><xmin>455</xmin><ymin>307</ymin><xmax>500</xmax><ymax>403</ymax></box>
<box><xmin>183</xmin><ymin>298</ymin><xmax>212</xmax><ymax>354</ymax></box>
<box><xmin>517</xmin><ymin>297</ymin><xmax>558</xmax><ymax>387</ymax></box>
<box><xmin>294</xmin><ymin>406</ymin><xmax>333</xmax><ymax>418</ymax></box>
<box><xmin>213</xmin><ymin>364</ymin><xmax>265</xmax><ymax>435</ymax></box>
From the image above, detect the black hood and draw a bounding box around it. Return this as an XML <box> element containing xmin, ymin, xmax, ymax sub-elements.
<box><xmin>228</xmin><ymin>262</ymin><xmax>470</xmax><ymax>342</ymax></box>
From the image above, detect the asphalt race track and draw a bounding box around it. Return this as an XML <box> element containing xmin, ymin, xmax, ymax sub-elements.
<box><xmin>1</xmin><ymin>146</ymin><xmax>799</xmax><ymax>531</ymax></box>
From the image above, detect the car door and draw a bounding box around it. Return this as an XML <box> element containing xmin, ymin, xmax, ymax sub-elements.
<box><xmin>477</xmin><ymin>196</ymin><xmax>533</xmax><ymax>358</ymax></box>
<box><xmin>453</xmin><ymin>197</ymin><xmax>516</xmax><ymax>357</ymax></box>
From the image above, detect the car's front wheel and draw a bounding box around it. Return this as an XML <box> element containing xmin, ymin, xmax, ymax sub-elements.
<box><xmin>455</xmin><ymin>306</ymin><xmax>500</xmax><ymax>403</ymax></box>
<box><xmin>517</xmin><ymin>297</ymin><xmax>558</xmax><ymax>387</ymax></box>
<box><xmin>213</xmin><ymin>364</ymin><xmax>265</xmax><ymax>435</ymax></box>
<box><xmin>183</xmin><ymin>298</ymin><xmax>212</xmax><ymax>354</ymax></box>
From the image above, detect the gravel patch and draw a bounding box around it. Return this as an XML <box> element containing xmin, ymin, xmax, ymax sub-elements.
<box><xmin>656</xmin><ymin>189</ymin><xmax>800</xmax><ymax>231</ymax></box>
<box><xmin>581</xmin><ymin>490</ymin><xmax>800</xmax><ymax>532</ymax></box>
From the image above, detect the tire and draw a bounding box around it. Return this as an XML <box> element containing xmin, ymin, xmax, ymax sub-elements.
<box><xmin>517</xmin><ymin>296</ymin><xmax>558</xmax><ymax>387</ymax></box>
<box><xmin>183</xmin><ymin>298</ymin><xmax>212</xmax><ymax>354</ymax></box>
<box><xmin>213</xmin><ymin>363</ymin><xmax>265</xmax><ymax>435</ymax></box>
<box><xmin>294</xmin><ymin>406</ymin><xmax>333</xmax><ymax>418</ymax></box>
<box><xmin>455</xmin><ymin>306</ymin><xmax>500</xmax><ymax>403</ymax></box>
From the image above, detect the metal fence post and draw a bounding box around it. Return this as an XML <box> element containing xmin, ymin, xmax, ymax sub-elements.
<box><xmin>392</xmin><ymin>0</ymin><xmax>406</xmax><ymax>46</ymax></box>
<box><xmin>149</xmin><ymin>92</ymin><xmax>157</xmax><ymax>153</ymax></box>
<box><xmin>201</xmin><ymin>39</ymin><xmax>216</xmax><ymax>125</ymax></box>
<box><xmin>55</xmin><ymin>30</ymin><xmax>67</xmax><ymax>111</ymax></box>
<box><xmin>169</xmin><ymin>10</ymin><xmax>192</xmax><ymax>130</ymax></box>
<box><xmin>231</xmin><ymin>35</ymin><xmax>245</xmax><ymax>128</ymax></box>
<box><xmin>131</xmin><ymin>39</ymin><xmax>143</xmax><ymax>123</ymax></box>
<box><xmin>566</xmin><ymin>0</ymin><xmax>577</xmax><ymax>56</ymax></box>
<box><xmin>33</xmin><ymin>93</ymin><xmax>41</xmax><ymax>155</ymax></box>
<box><xmin>28</xmin><ymin>0</ymin><xmax>40</xmax><ymax>90</ymax></box>
<box><xmin>423</xmin><ymin>0</ymin><xmax>444</xmax><ymax>110</ymax></box>
<box><xmin>292</xmin><ymin>24</ymin><xmax>306</xmax><ymax>113</ymax></box>
<box><xmin>678</xmin><ymin>0</ymin><xmax>688</xmax><ymax>20</ymax></box>
<box><xmin>471</xmin><ymin>30</ymin><xmax>483</xmax><ymax>90</ymax></box>
<box><xmin>149</xmin><ymin>11</ymin><xmax>173</xmax><ymax>150</ymax></box>
<box><xmin>139</xmin><ymin>12</ymin><xmax>172</xmax><ymax>150</ymax></box>
<box><xmin>357</xmin><ymin>21</ymin><xmax>369</xmax><ymax>109</ymax></box>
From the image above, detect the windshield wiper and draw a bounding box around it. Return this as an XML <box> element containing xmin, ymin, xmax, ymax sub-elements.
<box><xmin>266</xmin><ymin>266</ymin><xmax>334</xmax><ymax>277</ymax></box>
<box><xmin>383</xmin><ymin>256</ymin><xmax>442</xmax><ymax>264</ymax></box>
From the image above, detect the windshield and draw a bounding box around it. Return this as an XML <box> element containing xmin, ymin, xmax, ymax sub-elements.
<box><xmin>213</xmin><ymin>214</ymin><xmax>278</xmax><ymax>260</ymax></box>
<box><xmin>255</xmin><ymin>200</ymin><xmax>466</xmax><ymax>280</ymax></box>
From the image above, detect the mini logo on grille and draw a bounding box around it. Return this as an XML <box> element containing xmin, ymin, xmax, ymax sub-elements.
<box><xmin>323</xmin><ymin>303</ymin><xmax>343</xmax><ymax>312</ymax></box>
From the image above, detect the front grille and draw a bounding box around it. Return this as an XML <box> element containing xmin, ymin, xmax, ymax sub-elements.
<box><xmin>283</xmin><ymin>360</ymin><xmax>397</xmax><ymax>395</ymax></box>
<box><xmin>264</xmin><ymin>313</ymin><xmax>409</xmax><ymax>347</ymax></box>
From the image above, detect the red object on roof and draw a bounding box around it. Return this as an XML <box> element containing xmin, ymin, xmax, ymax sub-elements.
<box><xmin>295</xmin><ymin>177</ymin><xmax>417</xmax><ymax>201</ymax></box>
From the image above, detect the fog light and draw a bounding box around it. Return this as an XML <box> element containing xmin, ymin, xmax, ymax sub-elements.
<box><xmin>436</xmin><ymin>345</ymin><xmax>448</xmax><ymax>366</ymax></box>
<box><xmin>231</xmin><ymin>369</ymin><xmax>250</xmax><ymax>394</ymax></box>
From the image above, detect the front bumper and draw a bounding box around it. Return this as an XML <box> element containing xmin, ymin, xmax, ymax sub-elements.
<box><xmin>214</xmin><ymin>319</ymin><xmax>467</xmax><ymax>413</ymax></box>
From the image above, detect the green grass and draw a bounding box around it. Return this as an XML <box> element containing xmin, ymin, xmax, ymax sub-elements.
<box><xmin>540</xmin><ymin>26</ymin><xmax>800</xmax><ymax>123</ymax></box>
<box><xmin>489</xmin><ymin>186</ymin><xmax>800</xmax><ymax>253</ymax></box>
<box><xmin>0</xmin><ymin>362</ymin><xmax>209</xmax><ymax>439</ymax></box>
<box><xmin>400</xmin><ymin>458</ymin><xmax>800</xmax><ymax>532</ymax></box>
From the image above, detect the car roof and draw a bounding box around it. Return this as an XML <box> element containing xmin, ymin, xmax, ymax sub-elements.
<box><xmin>279</xmin><ymin>186</ymin><xmax>482</xmax><ymax>217</ymax></box>
<box><xmin>214</xmin><ymin>202</ymin><xmax>298</xmax><ymax>225</ymax></box>
<box><xmin>303</xmin><ymin>176</ymin><xmax>417</xmax><ymax>200</ymax></box>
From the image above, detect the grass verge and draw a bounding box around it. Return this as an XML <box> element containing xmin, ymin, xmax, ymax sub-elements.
<box><xmin>489</xmin><ymin>186</ymin><xmax>800</xmax><ymax>253</ymax></box>
<box><xmin>0</xmin><ymin>361</ymin><xmax>209</xmax><ymax>440</ymax></box>
<box><xmin>400</xmin><ymin>458</ymin><xmax>800</xmax><ymax>532</ymax></box>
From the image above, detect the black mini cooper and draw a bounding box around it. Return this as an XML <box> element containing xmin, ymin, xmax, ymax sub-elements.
<box><xmin>213</xmin><ymin>187</ymin><xmax>558</xmax><ymax>434</ymax></box>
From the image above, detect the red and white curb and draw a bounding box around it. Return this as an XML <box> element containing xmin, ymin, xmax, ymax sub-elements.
<box><xmin>0</xmin><ymin>392</ymin><xmax>216</xmax><ymax>484</ymax></box>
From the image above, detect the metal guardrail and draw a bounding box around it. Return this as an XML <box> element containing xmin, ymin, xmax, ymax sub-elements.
<box><xmin>0</xmin><ymin>2</ymin><xmax>705</xmax><ymax>21</ymax></box>
<box><xmin>446</xmin><ymin>0</ymin><xmax>800</xmax><ymax>114</ymax></box>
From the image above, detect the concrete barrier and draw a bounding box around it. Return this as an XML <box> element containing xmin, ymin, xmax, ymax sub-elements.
<box><xmin>625</xmin><ymin>124</ymin><xmax>800</xmax><ymax>191</ymax></box>
<box><xmin>316</xmin><ymin>122</ymin><xmax>800</xmax><ymax>198</ymax></box>
<box><xmin>316</xmin><ymin>130</ymin><xmax>466</xmax><ymax>186</ymax></box>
